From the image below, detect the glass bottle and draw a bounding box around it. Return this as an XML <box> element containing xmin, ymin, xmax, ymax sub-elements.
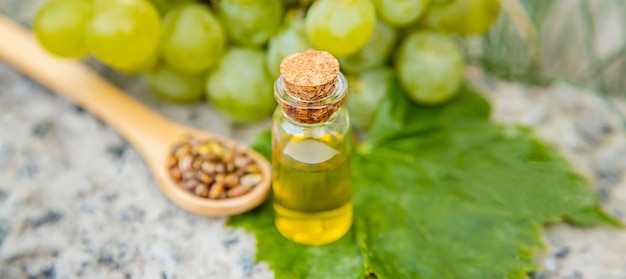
<box><xmin>271</xmin><ymin>50</ymin><xmax>352</xmax><ymax>246</ymax></box>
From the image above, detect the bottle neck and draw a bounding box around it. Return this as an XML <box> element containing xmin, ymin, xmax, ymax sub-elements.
<box><xmin>276</xmin><ymin>106</ymin><xmax>349</xmax><ymax>141</ymax></box>
<box><xmin>274</xmin><ymin>73</ymin><xmax>348</xmax><ymax>125</ymax></box>
<box><xmin>280</xmin><ymin>106</ymin><xmax>344</xmax><ymax>127</ymax></box>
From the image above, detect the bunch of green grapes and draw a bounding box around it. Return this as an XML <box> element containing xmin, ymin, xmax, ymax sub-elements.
<box><xmin>33</xmin><ymin>0</ymin><xmax>500</xmax><ymax>127</ymax></box>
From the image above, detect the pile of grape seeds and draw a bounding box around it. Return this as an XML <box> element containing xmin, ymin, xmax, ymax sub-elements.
<box><xmin>167</xmin><ymin>137</ymin><xmax>262</xmax><ymax>199</ymax></box>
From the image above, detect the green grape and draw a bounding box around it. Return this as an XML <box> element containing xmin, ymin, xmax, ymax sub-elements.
<box><xmin>160</xmin><ymin>3</ymin><xmax>225</xmax><ymax>73</ymax></box>
<box><xmin>32</xmin><ymin>0</ymin><xmax>91</xmax><ymax>58</ymax></box>
<box><xmin>339</xmin><ymin>21</ymin><xmax>397</xmax><ymax>74</ymax></box>
<box><xmin>149</xmin><ymin>0</ymin><xmax>195</xmax><ymax>16</ymax></box>
<box><xmin>305</xmin><ymin>0</ymin><xmax>376</xmax><ymax>57</ymax></box>
<box><xmin>217</xmin><ymin>0</ymin><xmax>283</xmax><ymax>47</ymax></box>
<box><xmin>120</xmin><ymin>50</ymin><xmax>159</xmax><ymax>74</ymax></box>
<box><xmin>394</xmin><ymin>31</ymin><xmax>464</xmax><ymax>105</ymax></box>
<box><xmin>346</xmin><ymin>67</ymin><xmax>392</xmax><ymax>130</ymax></box>
<box><xmin>422</xmin><ymin>0</ymin><xmax>501</xmax><ymax>36</ymax></box>
<box><xmin>93</xmin><ymin>0</ymin><xmax>132</xmax><ymax>9</ymax></box>
<box><xmin>206</xmin><ymin>48</ymin><xmax>275</xmax><ymax>123</ymax></box>
<box><xmin>266</xmin><ymin>19</ymin><xmax>313</xmax><ymax>78</ymax></box>
<box><xmin>86</xmin><ymin>0</ymin><xmax>161</xmax><ymax>70</ymax></box>
<box><xmin>146</xmin><ymin>63</ymin><xmax>205</xmax><ymax>103</ymax></box>
<box><xmin>372</xmin><ymin>0</ymin><xmax>430</xmax><ymax>27</ymax></box>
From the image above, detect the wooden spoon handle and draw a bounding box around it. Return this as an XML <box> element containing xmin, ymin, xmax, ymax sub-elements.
<box><xmin>0</xmin><ymin>16</ymin><xmax>178</xmax><ymax>152</ymax></box>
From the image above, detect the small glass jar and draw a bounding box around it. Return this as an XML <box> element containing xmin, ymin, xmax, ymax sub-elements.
<box><xmin>271</xmin><ymin>72</ymin><xmax>352</xmax><ymax>246</ymax></box>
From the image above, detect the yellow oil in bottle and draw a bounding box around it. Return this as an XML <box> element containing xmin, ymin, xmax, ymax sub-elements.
<box><xmin>272</xmin><ymin>131</ymin><xmax>352</xmax><ymax>246</ymax></box>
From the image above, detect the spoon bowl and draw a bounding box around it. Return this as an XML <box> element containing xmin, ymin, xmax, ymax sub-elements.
<box><xmin>0</xmin><ymin>16</ymin><xmax>271</xmax><ymax>216</ymax></box>
<box><xmin>150</xmin><ymin>126</ymin><xmax>271</xmax><ymax>216</ymax></box>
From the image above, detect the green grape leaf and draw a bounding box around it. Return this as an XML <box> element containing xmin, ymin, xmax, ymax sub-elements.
<box><xmin>228</xmin><ymin>79</ymin><xmax>620</xmax><ymax>278</ymax></box>
<box><xmin>250</xmin><ymin>129</ymin><xmax>272</xmax><ymax>163</ymax></box>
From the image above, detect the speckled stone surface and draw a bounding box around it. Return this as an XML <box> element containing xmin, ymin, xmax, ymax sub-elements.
<box><xmin>1</xmin><ymin>1</ymin><xmax>626</xmax><ymax>278</ymax></box>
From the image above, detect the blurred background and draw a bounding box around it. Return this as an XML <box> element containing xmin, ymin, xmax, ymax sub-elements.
<box><xmin>2</xmin><ymin>0</ymin><xmax>624</xmax><ymax>122</ymax></box>
<box><xmin>0</xmin><ymin>0</ymin><xmax>626</xmax><ymax>123</ymax></box>
<box><xmin>473</xmin><ymin>0</ymin><xmax>626</xmax><ymax>119</ymax></box>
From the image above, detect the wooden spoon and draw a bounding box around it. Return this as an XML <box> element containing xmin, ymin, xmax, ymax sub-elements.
<box><xmin>0</xmin><ymin>16</ymin><xmax>271</xmax><ymax>216</ymax></box>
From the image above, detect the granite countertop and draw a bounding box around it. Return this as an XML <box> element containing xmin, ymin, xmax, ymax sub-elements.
<box><xmin>1</xmin><ymin>1</ymin><xmax>626</xmax><ymax>278</ymax></box>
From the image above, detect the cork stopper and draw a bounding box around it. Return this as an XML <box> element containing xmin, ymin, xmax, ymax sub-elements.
<box><xmin>276</xmin><ymin>49</ymin><xmax>347</xmax><ymax>124</ymax></box>
<box><xmin>279</xmin><ymin>49</ymin><xmax>340</xmax><ymax>101</ymax></box>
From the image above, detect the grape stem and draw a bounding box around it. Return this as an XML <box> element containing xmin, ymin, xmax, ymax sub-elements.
<box><xmin>499</xmin><ymin>0</ymin><xmax>543</xmax><ymax>67</ymax></box>
<box><xmin>201</xmin><ymin>0</ymin><xmax>216</xmax><ymax>10</ymax></box>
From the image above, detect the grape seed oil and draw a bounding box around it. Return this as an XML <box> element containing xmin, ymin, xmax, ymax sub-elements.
<box><xmin>272</xmin><ymin>50</ymin><xmax>352</xmax><ymax>246</ymax></box>
<box><xmin>273</xmin><ymin>131</ymin><xmax>352</xmax><ymax>245</ymax></box>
